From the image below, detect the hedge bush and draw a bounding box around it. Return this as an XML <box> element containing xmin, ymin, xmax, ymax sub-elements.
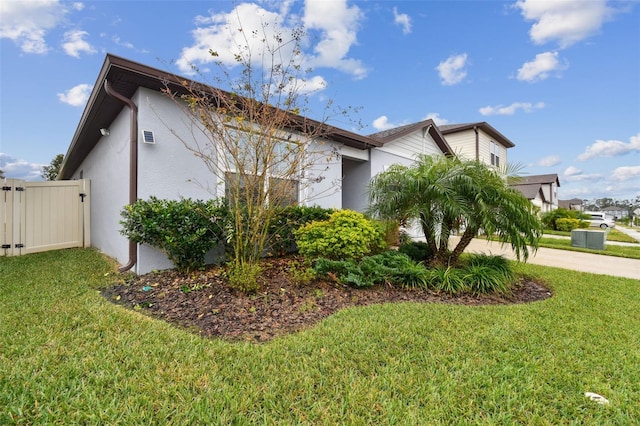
<box><xmin>541</xmin><ymin>208</ymin><xmax>587</xmax><ymax>231</ymax></box>
<box><xmin>555</xmin><ymin>218</ymin><xmax>587</xmax><ymax>232</ymax></box>
<box><xmin>266</xmin><ymin>205</ymin><xmax>335</xmax><ymax>256</ymax></box>
<box><xmin>294</xmin><ymin>210</ymin><xmax>386</xmax><ymax>261</ymax></box>
<box><xmin>120</xmin><ymin>197</ymin><xmax>228</xmax><ymax>273</ymax></box>
<box><xmin>398</xmin><ymin>241</ymin><xmax>433</xmax><ymax>263</ymax></box>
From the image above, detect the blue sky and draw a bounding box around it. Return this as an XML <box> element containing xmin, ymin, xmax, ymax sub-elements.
<box><xmin>1</xmin><ymin>0</ymin><xmax>639</xmax><ymax>202</ymax></box>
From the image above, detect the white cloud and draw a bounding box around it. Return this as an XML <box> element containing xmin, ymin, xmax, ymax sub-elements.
<box><xmin>177</xmin><ymin>0</ymin><xmax>367</xmax><ymax>80</ymax></box>
<box><xmin>562</xmin><ymin>170</ymin><xmax>603</xmax><ymax>182</ymax></box>
<box><xmin>479</xmin><ymin>101</ymin><xmax>545</xmax><ymax>116</ymax></box>
<box><xmin>284</xmin><ymin>75</ymin><xmax>327</xmax><ymax>95</ymax></box>
<box><xmin>423</xmin><ymin>113</ymin><xmax>450</xmax><ymax>126</ymax></box>
<box><xmin>436</xmin><ymin>53</ymin><xmax>468</xmax><ymax>86</ymax></box>
<box><xmin>72</xmin><ymin>2</ymin><xmax>84</xmax><ymax>11</ymax></box>
<box><xmin>177</xmin><ymin>3</ymin><xmax>281</xmax><ymax>73</ymax></box>
<box><xmin>517</xmin><ymin>51</ymin><xmax>567</xmax><ymax>82</ymax></box>
<box><xmin>393</xmin><ymin>7</ymin><xmax>411</xmax><ymax>34</ymax></box>
<box><xmin>578</xmin><ymin>133</ymin><xmax>640</xmax><ymax>160</ymax></box>
<box><xmin>564</xmin><ymin>165</ymin><xmax>582</xmax><ymax>176</ymax></box>
<box><xmin>57</xmin><ymin>83</ymin><xmax>93</xmax><ymax>107</ymax></box>
<box><xmin>515</xmin><ymin>0</ymin><xmax>614</xmax><ymax>48</ymax></box>
<box><xmin>611</xmin><ymin>165</ymin><xmax>640</xmax><ymax>182</ymax></box>
<box><xmin>0</xmin><ymin>0</ymin><xmax>68</xmax><ymax>54</ymax></box>
<box><xmin>534</xmin><ymin>155</ymin><xmax>561</xmax><ymax>167</ymax></box>
<box><xmin>62</xmin><ymin>30</ymin><xmax>95</xmax><ymax>58</ymax></box>
<box><xmin>112</xmin><ymin>35</ymin><xmax>134</xmax><ymax>49</ymax></box>
<box><xmin>303</xmin><ymin>0</ymin><xmax>366</xmax><ymax>78</ymax></box>
<box><xmin>372</xmin><ymin>115</ymin><xmax>398</xmax><ymax>131</ymax></box>
<box><xmin>0</xmin><ymin>153</ymin><xmax>46</xmax><ymax>181</ymax></box>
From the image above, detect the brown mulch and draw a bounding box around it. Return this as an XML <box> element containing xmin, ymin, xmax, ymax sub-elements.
<box><xmin>101</xmin><ymin>256</ymin><xmax>552</xmax><ymax>342</ymax></box>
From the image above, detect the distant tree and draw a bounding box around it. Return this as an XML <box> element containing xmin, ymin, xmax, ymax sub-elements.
<box><xmin>41</xmin><ymin>154</ymin><xmax>64</xmax><ymax>181</ymax></box>
<box><xmin>0</xmin><ymin>168</ymin><xmax>4</xmax><ymax>179</ymax></box>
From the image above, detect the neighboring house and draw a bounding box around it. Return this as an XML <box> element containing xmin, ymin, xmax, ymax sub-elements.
<box><xmin>511</xmin><ymin>174</ymin><xmax>560</xmax><ymax>213</ymax></box>
<box><xmin>601</xmin><ymin>206</ymin><xmax>628</xmax><ymax>219</ymax></box>
<box><xmin>558</xmin><ymin>198</ymin><xmax>583</xmax><ymax>211</ymax></box>
<box><xmin>58</xmin><ymin>54</ymin><xmax>516</xmax><ymax>274</ymax></box>
<box><xmin>438</xmin><ymin>122</ymin><xmax>514</xmax><ymax>167</ymax></box>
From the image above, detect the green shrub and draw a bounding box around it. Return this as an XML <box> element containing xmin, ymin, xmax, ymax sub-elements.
<box><xmin>541</xmin><ymin>208</ymin><xmax>586</xmax><ymax>231</ymax></box>
<box><xmin>294</xmin><ymin>210</ymin><xmax>387</xmax><ymax>261</ymax></box>
<box><xmin>314</xmin><ymin>258</ymin><xmax>369</xmax><ymax>286</ymax></box>
<box><xmin>313</xmin><ymin>251</ymin><xmax>428</xmax><ymax>289</ymax></box>
<box><xmin>426</xmin><ymin>266</ymin><xmax>468</xmax><ymax>294</ymax></box>
<box><xmin>120</xmin><ymin>197</ymin><xmax>228</xmax><ymax>273</ymax></box>
<box><xmin>228</xmin><ymin>261</ymin><xmax>261</xmax><ymax>293</ymax></box>
<box><xmin>556</xmin><ymin>218</ymin><xmax>583</xmax><ymax>232</ymax></box>
<box><xmin>463</xmin><ymin>254</ymin><xmax>516</xmax><ymax>295</ymax></box>
<box><xmin>398</xmin><ymin>241</ymin><xmax>433</xmax><ymax>263</ymax></box>
<box><xmin>287</xmin><ymin>260</ymin><xmax>317</xmax><ymax>285</ymax></box>
<box><xmin>390</xmin><ymin>261</ymin><xmax>430</xmax><ymax>289</ymax></box>
<box><xmin>464</xmin><ymin>265</ymin><xmax>510</xmax><ymax>295</ymax></box>
<box><xmin>266</xmin><ymin>205</ymin><xmax>335</xmax><ymax>256</ymax></box>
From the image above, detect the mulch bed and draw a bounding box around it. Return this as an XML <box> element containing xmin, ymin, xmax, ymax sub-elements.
<box><xmin>101</xmin><ymin>256</ymin><xmax>552</xmax><ymax>342</ymax></box>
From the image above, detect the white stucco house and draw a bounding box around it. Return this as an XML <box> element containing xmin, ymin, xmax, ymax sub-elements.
<box><xmin>59</xmin><ymin>54</ymin><xmax>516</xmax><ymax>274</ymax></box>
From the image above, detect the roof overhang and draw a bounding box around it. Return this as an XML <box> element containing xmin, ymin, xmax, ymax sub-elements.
<box><xmin>369</xmin><ymin>119</ymin><xmax>454</xmax><ymax>155</ymax></box>
<box><xmin>59</xmin><ymin>54</ymin><xmax>381</xmax><ymax>180</ymax></box>
<box><xmin>440</xmin><ymin>122</ymin><xmax>516</xmax><ymax>148</ymax></box>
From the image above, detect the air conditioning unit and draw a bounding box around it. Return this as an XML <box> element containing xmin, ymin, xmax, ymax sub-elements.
<box><xmin>571</xmin><ymin>229</ymin><xmax>587</xmax><ymax>248</ymax></box>
<box><xmin>585</xmin><ymin>231</ymin><xmax>606</xmax><ymax>250</ymax></box>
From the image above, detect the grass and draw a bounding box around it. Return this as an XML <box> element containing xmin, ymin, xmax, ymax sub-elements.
<box><xmin>2</xmin><ymin>248</ymin><xmax>640</xmax><ymax>424</ymax></box>
<box><xmin>537</xmin><ymin>237</ymin><xmax>640</xmax><ymax>259</ymax></box>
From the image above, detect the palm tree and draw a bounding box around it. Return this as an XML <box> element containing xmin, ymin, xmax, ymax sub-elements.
<box><xmin>368</xmin><ymin>154</ymin><xmax>542</xmax><ymax>266</ymax></box>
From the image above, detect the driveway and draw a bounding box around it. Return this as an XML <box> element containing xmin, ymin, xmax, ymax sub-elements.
<box><xmin>453</xmin><ymin>237</ymin><xmax>640</xmax><ymax>280</ymax></box>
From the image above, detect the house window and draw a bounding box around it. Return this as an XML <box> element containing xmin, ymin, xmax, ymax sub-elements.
<box><xmin>490</xmin><ymin>141</ymin><xmax>500</xmax><ymax>167</ymax></box>
<box><xmin>225</xmin><ymin>172</ymin><xmax>299</xmax><ymax>207</ymax></box>
<box><xmin>223</xmin><ymin>126</ymin><xmax>302</xmax><ymax>207</ymax></box>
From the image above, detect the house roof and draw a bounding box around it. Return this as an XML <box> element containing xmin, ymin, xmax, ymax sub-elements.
<box><xmin>511</xmin><ymin>183</ymin><xmax>547</xmax><ymax>201</ymax></box>
<box><xmin>517</xmin><ymin>173</ymin><xmax>560</xmax><ymax>187</ymax></box>
<box><xmin>59</xmin><ymin>54</ymin><xmax>382</xmax><ymax>180</ymax></box>
<box><xmin>558</xmin><ymin>198</ymin><xmax>583</xmax><ymax>209</ymax></box>
<box><xmin>439</xmin><ymin>122</ymin><xmax>516</xmax><ymax>148</ymax></box>
<box><xmin>367</xmin><ymin>119</ymin><xmax>454</xmax><ymax>155</ymax></box>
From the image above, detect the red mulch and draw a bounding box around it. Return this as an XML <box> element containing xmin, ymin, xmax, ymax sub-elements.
<box><xmin>101</xmin><ymin>256</ymin><xmax>552</xmax><ymax>342</ymax></box>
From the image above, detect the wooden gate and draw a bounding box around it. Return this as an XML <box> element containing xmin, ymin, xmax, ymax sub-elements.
<box><xmin>1</xmin><ymin>179</ymin><xmax>90</xmax><ymax>256</ymax></box>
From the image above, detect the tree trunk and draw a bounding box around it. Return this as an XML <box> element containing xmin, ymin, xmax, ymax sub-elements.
<box><xmin>449</xmin><ymin>226</ymin><xmax>477</xmax><ymax>266</ymax></box>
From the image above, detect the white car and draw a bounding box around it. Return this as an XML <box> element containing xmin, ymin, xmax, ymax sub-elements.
<box><xmin>584</xmin><ymin>211</ymin><xmax>616</xmax><ymax>229</ymax></box>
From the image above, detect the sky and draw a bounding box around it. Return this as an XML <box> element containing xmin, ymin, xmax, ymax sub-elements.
<box><xmin>1</xmin><ymin>0</ymin><xmax>639</xmax><ymax>202</ymax></box>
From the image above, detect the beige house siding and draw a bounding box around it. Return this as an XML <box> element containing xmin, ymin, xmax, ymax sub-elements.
<box><xmin>441</xmin><ymin>130</ymin><xmax>476</xmax><ymax>160</ymax></box>
<box><xmin>444</xmin><ymin>129</ymin><xmax>508</xmax><ymax>168</ymax></box>
<box><xmin>377</xmin><ymin>130</ymin><xmax>443</xmax><ymax>160</ymax></box>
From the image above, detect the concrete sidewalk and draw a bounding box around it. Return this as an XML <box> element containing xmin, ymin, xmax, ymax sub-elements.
<box><xmin>454</xmin><ymin>237</ymin><xmax>640</xmax><ymax>280</ymax></box>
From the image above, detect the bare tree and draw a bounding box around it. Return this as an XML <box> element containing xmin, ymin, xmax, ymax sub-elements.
<box><xmin>162</xmin><ymin>22</ymin><xmax>352</xmax><ymax>291</ymax></box>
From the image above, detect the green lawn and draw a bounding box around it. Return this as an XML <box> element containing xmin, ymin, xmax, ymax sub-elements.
<box><xmin>2</xmin><ymin>249</ymin><xmax>639</xmax><ymax>424</ymax></box>
<box><xmin>544</xmin><ymin>227</ymin><xmax>639</xmax><ymax>244</ymax></box>
<box><xmin>538</xmin><ymin>237</ymin><xmax>640</xmax><ymax>259</ymax></box>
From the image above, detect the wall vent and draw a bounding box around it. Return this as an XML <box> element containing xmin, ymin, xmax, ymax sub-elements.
<box><xmin>142</xmin><ymin>130</ymin><xmax>156</xmax><ymax>144</ymax></box>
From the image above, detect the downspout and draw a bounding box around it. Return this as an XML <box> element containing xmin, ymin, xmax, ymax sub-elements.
<box><xmin>104</xmin><ymin>80</ymin><xmax>138</xmax><ymax>273</ymax></box>
<box><xmin>473</xmin><ymin>126</ymin><xmax>479</xmax><ymax>161</ymax></box>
